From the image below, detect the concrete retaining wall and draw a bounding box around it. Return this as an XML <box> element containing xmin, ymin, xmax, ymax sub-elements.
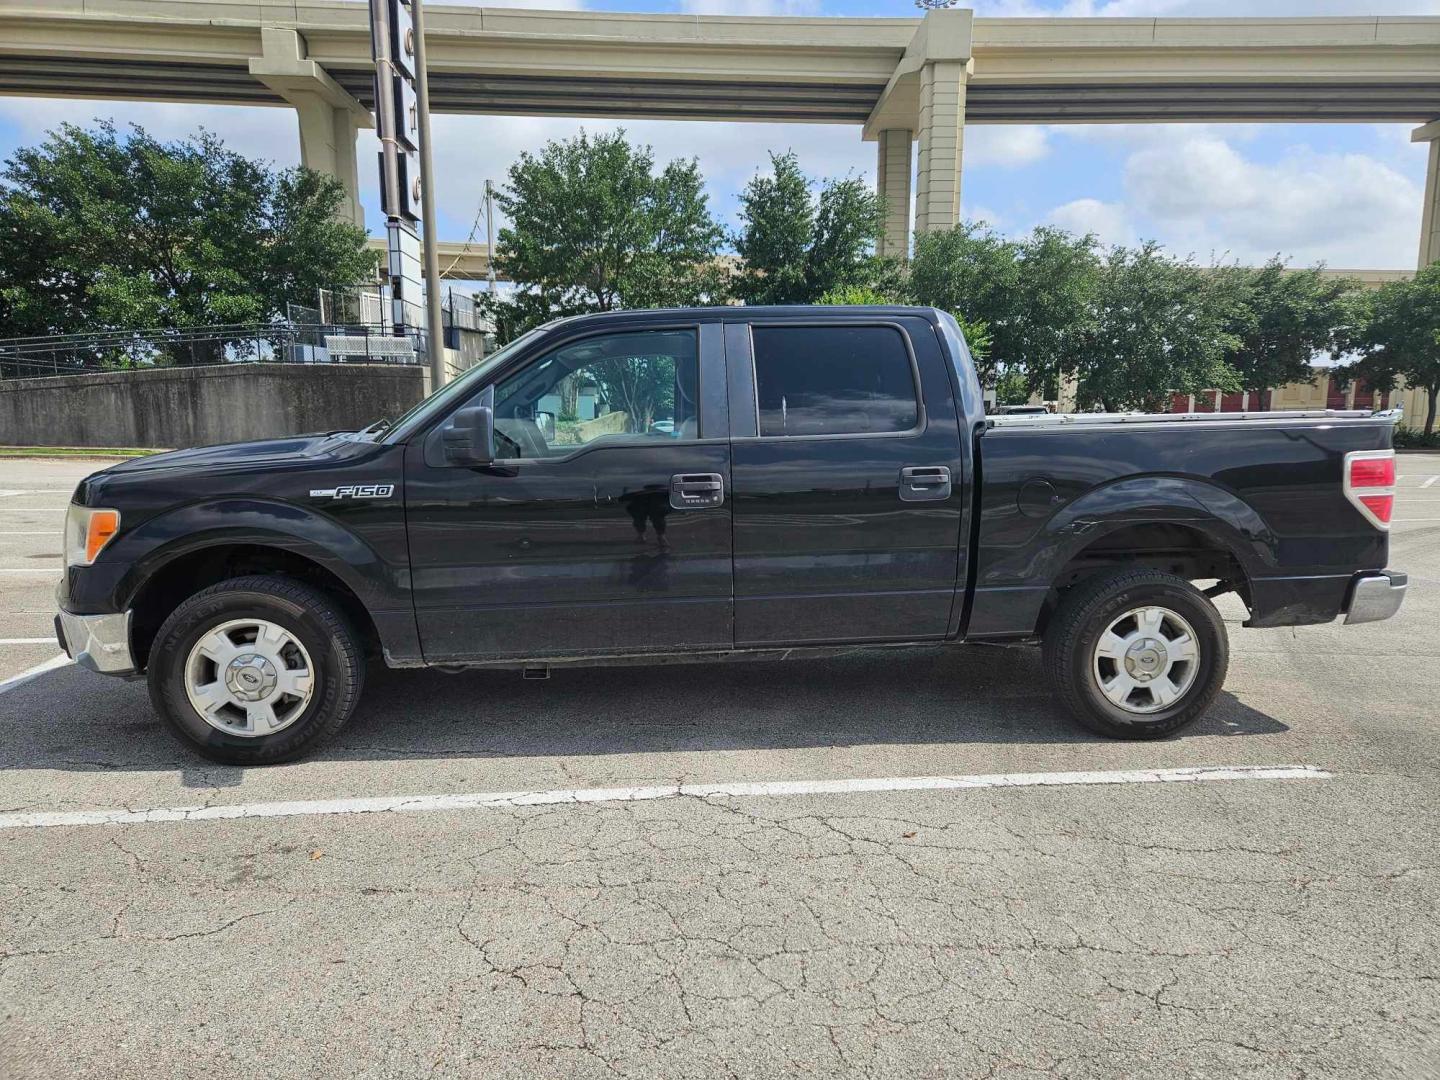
<box><xmin>0</xmin><ymin>363</ymin><xmax>429</xmax><ymax>449</ymax></box>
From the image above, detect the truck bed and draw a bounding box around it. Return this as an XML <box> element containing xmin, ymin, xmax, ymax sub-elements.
<box><xmin>988</xmin><ymin>408</ymin><xmax>1400</xmax><ymax>429</ymax></box>
<box><xmin>967</xmin><ymin>409</ymin><xmax>1397</xmax><ymax>639</ymax></box>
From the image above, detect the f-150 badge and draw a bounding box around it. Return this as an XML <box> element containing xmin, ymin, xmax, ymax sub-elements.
<box><xmin>310</xmin><ymin>484</ymin><xmax>395</xmax><ymax>499</ymax></box>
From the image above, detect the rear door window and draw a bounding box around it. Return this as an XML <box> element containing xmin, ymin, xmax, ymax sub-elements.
<box><xmin>752</xmin><ymin>325</ymin><xmax>919</xmax><ymax>437</ymax></box>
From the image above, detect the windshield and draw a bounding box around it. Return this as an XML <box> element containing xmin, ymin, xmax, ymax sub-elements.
<box><xmin>382</xmin><ymin>326</ymin><xmax>550</xmax><ymax>442</ymax></box>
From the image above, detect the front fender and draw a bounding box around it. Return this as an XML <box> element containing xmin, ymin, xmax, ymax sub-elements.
<box><xmin>96</xmin><ymin>498</ymin><xmax>405</xmax><ymax>614</ymax></box>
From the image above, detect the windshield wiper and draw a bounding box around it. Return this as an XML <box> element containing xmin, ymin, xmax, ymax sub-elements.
<box><xmin>357</xmin><ymin>418</ymin><xmax>392</xmax><ymax>440</ymax></box>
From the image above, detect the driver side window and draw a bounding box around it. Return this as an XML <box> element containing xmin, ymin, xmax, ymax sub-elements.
<box><xmin>490</xmin><ymin>329</ymin><xmax>700</xmax><ymax>459</ymax></box>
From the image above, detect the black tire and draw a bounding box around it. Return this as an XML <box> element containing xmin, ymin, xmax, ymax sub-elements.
<box><xmin>147</xmin><ymin>575</ymin><xmax>366</xmax><ymax>765</ymax></box>
<box><xmin>1043</xmin><ymin>568</ymin><xmax>1228</xmax><ymax>740</ymax></box>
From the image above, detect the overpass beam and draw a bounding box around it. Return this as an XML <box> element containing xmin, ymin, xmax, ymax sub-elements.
<box><xmin>876</xmin><ymin>129</ymin><xmax>912</xmax><ymax>259</ymax></box>
<box><xmin>1416</xmin><ymin>120</ymin><xmax>1440</xmax><ymax>268</ymax></box>
<box><xmin>249</xmin><ymin>27</ymin><xmax>372</xmax><ymax>229</ymax></box>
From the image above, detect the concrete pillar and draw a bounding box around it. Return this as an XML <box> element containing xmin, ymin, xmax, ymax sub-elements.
<box><xmin>1058</xmin><ymin>371</ymin><xmax>1079</xmax><ymax>413</ymax></box>
<box><xmin>914</xmin><ymin>60</ymin><xmax>967</xmax><ymax>235</ymax></box>
<box><xmin>875</xmin><ymin>129</ymin><xmax>913</xmax><ymax>259</ymax></box>
<box><xmin>292</xmin><ymin>94</ymin><xmax>365</xmax><ymax>227</ymax></box>
<box><xmin>1418</xmin><ymin>126</ymin><xmax>1440</xmax><ymax>268</ymax></box>
<box><xmin>249</xmin><ymin>26</ymin><xmax>371</xmax><ymax>229</ymax></box>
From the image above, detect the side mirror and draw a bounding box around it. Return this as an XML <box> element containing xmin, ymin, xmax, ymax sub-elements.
<box><xmin>442</xmin><ymin>405</ymin><xmax>495</xmax><ymax>466</ymax></box>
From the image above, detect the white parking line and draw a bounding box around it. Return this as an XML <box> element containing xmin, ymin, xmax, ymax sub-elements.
<box><xmin>1424</xmin><ymin>476</ymin><xmax>1439</xmax><ymax>489</ymax></box>
<box><xmin>0</xmin><ymin>638</ymin><xmax>56</xmax><ymax>645</ymax></box>
<box><xmin>0</xmin><ymin>568</ymin><xmax>60</xmax><ymax>574</ymax></box>
<box><xmin>0</xmin><ymin>653</ymin><xmax>71</xmax><ymax>697</ymax></box>
<box><xmin>0</xmin><ymin>765</ymin><xmax>1331</xmax><ymax>831</ymax></box>
<box><xmin>0</xmin><ymin>532</ymin><xmax>55</xmax><ymax>536</ymax></box>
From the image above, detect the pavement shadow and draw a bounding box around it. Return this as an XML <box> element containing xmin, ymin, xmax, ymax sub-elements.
<box><xmin>0</xmin><ymin>643</ymin><xmax>1288</xmax><ymax>777</ymax></box>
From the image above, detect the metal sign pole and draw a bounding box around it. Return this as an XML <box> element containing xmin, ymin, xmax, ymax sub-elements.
<box><xmin>410</xmin><ymin>0</ymin><xmax>447</xmax><ymax>388</ymax></box>
<box><xmin>369</xmin><ymin>0</ymin><xmax>444</xmax><ymax>385</ymax></box>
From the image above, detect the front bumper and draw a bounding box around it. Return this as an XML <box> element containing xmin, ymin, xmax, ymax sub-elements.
<box><xmin>54</xmin><ymin>606</ymin><xmax>136</xmax><ymax>675</ymax></box>
<box><xmin>1343</xmin><ymin>570</ymin><xmax>1407</xmax><ymax>626</ymax></box>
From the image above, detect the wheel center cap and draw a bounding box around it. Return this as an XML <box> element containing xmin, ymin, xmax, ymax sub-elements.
<box><xmin>1124</xmin><ymin>639</ymin><xmax>1168</xmax><ymax>680</ymax></box>
<box><xmin>225</xmin><ymin>653</ymin><xmax>278</xmax><ymax>702</ymax></box>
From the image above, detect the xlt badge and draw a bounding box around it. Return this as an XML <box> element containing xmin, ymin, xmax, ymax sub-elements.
<box><xmin>310</xmin><ymin>484</ymin><xmax>395</xmax><ymax>500</ymax></box>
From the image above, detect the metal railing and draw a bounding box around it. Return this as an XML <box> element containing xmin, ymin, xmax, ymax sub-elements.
<box><xmin>0</xmin><ymin>322</ymin><xmax>428</xmax><ymax>381</ymax></box>
<box><xmin>2</xmin><ymin>283</ymin><xmax>494</xmax><ymax>381</ymax></box>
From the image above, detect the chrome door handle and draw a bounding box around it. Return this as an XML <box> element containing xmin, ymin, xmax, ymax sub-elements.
<box><xmin>899</xmin><ymin>465</ymin><xmax>952</xmax><ymax>502</ymax></box>
<box><xmin>670</xmin><ymin>473</ymin><xmax>724</xmax><ymax>509</ymax></box>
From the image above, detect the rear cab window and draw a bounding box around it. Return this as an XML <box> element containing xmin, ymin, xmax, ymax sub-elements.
<box><xmin>751</xmin><ymin>325</ymin><xmax>920</xmax><ymax>438</ymax></box>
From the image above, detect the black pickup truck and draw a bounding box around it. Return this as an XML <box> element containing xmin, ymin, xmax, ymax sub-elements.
<box><xmin>56</xmin><ymin>306</ymin><xmax>1406</xmax><ymax>764</ymax></box>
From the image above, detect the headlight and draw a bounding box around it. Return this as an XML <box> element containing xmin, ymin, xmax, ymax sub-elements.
<box><xmin>64</xmin><ymin>505</ymin><xmax>121</xmax><ymax>567</ymax></box>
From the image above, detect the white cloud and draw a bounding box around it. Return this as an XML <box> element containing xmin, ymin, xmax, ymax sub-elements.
<box><xmin>1029</xmin><ymin>132</ymin><xmax>1425</xmax><ymax>267</ymax></box>
<box><xmin>1044</xmin><ymin>197</ymin><xmax>1134</xmax><ymax>247</ymax></box>
<box><xmin>413</xmin><ymin>113</ymin><xmax>874</xmax><ymax>236</ymax></box>
<box><xmin>965</xmin><ymin>125</ymin><xmax>1050</xmax><ymax>167</ymax></box>
<box><xmin>680</xmin><ymin>0</ymin><xmax>822</xmax><ymax>13</ymax></box>
<box><xmin>420</xmin><ymin>0</ymin><xmax>586</xmax><ymax>7</ymax></box>
<box><xmin>1051</xmin><ymin>123</ymin><xmax>1261</xmax><ymax>149</ymax></box>
<box><xmin>973</xmin><ymin>0</ymin><xmax>1440</xmax><ymax>15</ymax></box>
<box><xmin>962</xmin><ymin>203</ymin><xmax>1008</xmax><ymax>229</ymax></box>
<box><xmin>0</xmin><ymin>99</ymin><xmax>300</xmax><ymax>168</ymax></box>
<box><xmin>1120</xmin><ymin>134</ymin><xmax>1423</xmax><ymax>266</ymax></box>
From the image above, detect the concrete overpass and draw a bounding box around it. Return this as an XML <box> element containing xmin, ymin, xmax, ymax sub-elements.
<box><xmin>365</xmin><ymin>238</ymin><xmax>499</xmax><ymax>282</ymax></box>
<box><xmin>2</xmin><ymin>2</ymin><xmax>1439</xmax><ymax>264</ymax></box>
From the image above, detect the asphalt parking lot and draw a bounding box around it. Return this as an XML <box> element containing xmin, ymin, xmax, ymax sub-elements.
<box><xmin>2</xmin><ymin>454</ymin><xmax>1438</xmax><ymax>1079</ymax></box>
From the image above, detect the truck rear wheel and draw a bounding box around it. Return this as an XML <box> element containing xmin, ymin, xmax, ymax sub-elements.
<box><xmin>1043</xmin><ymin>568</ymin><xmax>1228</xmax><ymax>740</ymax></box>
<box><xmin>147</xmin><ymin>575</ymin><xmax>366</xmax><ymax>765</ymax></box>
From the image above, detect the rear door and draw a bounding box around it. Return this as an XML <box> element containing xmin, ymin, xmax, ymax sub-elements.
<box><xmin>403</xmin><ymin>321</ymin><xmax>733</xmax><ymax>661</ymax></box>
<box><xmin>725</xmin><ymin>316</ymin><xmax>966</xmax><ymax>646</ymax></box>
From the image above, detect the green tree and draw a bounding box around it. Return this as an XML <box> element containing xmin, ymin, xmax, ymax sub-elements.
<box><xmin>1075</xmin><ymin>243</ymin><xmax>1241</xmax><ymax>413</ymax></box>
<box><xmin>0</xmin><ymin>121</ymin><xmax>370</xmax><ymax>342</ymax></box>
<box><xmin>734</xmin><ymin>151</ymin><xmax>890</xmax><ymax>305</ymax></box>
<box><xmin>993</xmin><ymin>365</ymin><xmax>1029</xmax><ymax>406</ymax></box>
<box><xmin>491</xmin><ymin>129</ymin><xmax>727</xmax><ymax>334</ymax></box>
<box><xmin>1346</xmin><ymin>263</ymin><xmax>1440</xmax><ymax>435</ymax></box>
<box><xmin>1212</xmin><ymin>258</ymin><xmax>1360</xmax><ymax>399</ymax></box>
<box><xmin>816</xmin><ymin>283</ymin><xmax>892</xmax><ymax>305</ymax></box>
<box><xmin>909</xmin><ymin>222</ymin><xmax>1098</xmax><ymax>393</ymax></box>
<box><xmin>817</xmin><ymin>281</ymin><xmax>991</xmax><ymax>369</ymax></box>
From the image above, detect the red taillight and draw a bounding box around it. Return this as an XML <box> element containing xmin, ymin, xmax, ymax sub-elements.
<box><xmin>1350</xmin><ymin>457</ymin><xmax>1395</xmax><ymax>488</ymax></box>
<box><xmin>1358</xmin><ymin>493</ymin><xmax>1394</xmax><ymax>524</ymax></box>
<box><xmin>1344</xmin><ymin>450</ymin><xmax>1395</xmax><ymax>530</ymax></box>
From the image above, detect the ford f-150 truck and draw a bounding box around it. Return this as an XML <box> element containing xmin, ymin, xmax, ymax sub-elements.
<box><xmin>55</xmin><ymin>306</ymin><xmax>1407</xmax><ymax>764</ymax></box>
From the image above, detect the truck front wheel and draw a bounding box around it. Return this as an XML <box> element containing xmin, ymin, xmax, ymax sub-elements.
<box><xmin>1043</xmin><ymin>568</ymin><xmax>1228</xmax><ymax>740</ymax></box>
<box><xmin>147</xmin><ymin>575</ymin><xmax>366</xmax><ymax>765</ymax></box>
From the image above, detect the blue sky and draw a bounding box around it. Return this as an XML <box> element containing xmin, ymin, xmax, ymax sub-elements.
<box><xmin>1</xmin><ymin>0</ymin><xmax>1436</xmax><ymax>274</ymax></box>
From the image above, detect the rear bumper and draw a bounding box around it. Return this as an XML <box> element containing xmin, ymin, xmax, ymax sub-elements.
<box><xmin>1343</xmin><ymin>570</ymin><xmax>1407</xmax><ymax>625</ymax></box>
<box><xmin>54</xmin><ymin>606</ymin><xmax>136</xmax><ymax>676</ymax></box>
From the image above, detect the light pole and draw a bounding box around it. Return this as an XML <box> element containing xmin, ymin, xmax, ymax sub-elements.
<box><xmin>485</xmin><ymin>179</ymin><xmax>497</xmax><ymax>295</ymax></box>
<box><xmin>410</xmin><ymin>0</ymin><xmax>447</xmax><ymax>388</ymax></box>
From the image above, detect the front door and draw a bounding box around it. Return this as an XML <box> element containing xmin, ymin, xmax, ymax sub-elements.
<box><xmin>404</xmin><ymin>323</ymin><xmax>732</xmax><ymax>661</ymax></box>
<box><xmin>726</xmin><ymin>317</ymin><xmax>966</xmax><ymax>646</ymax></box>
